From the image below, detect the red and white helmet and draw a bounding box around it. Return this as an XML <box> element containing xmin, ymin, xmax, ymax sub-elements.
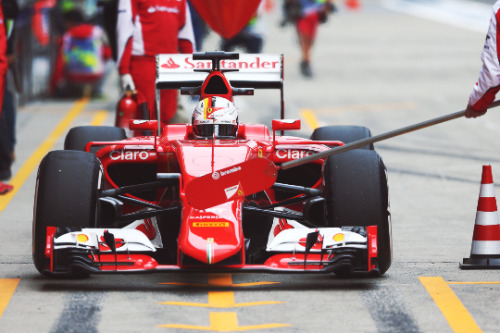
<box><xmin>192</xmin><ymin>97</ymin><xmax>238</xmax><ymax>138</ymax></box>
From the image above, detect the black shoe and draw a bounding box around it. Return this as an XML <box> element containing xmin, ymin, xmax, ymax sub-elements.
<box><xmin>300</xmin><ymin>61</ymin><xmax>313</xmax><ymax>78</ymax></box>
<box><xmin>0</xmin><ymin>170</ymin><xmax>11</xmax><ymax>181</ymax></box>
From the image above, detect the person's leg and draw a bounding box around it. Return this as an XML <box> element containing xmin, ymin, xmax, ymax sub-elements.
<box><xmin>0</xmin><ymin>82</ymin><xmax>14</xmax><ymax>180</ymax></box>
<box><xmin>5</xmin><ymin>85</ymin><xmax>16</xmax><ymax>155</ymax></box>
<box><xmin>0</xmin><ymin>76</ymin><xmax>10</xmax><ymax>181</ymax></box>
<box><xmin>243</xmin><ymin>32</ymin><xmax>263</xmax><ymax>53</ymax></box>
<box><xmin>130</xmin><ymin>57</ymin><xmax>157</xmax><ymax>120</ymax></box>
<box><xmin>0</xmin><ymin>109</ymin><xmax>12</xmax><ymax>180</ymax></box>
<box><xmin>296</xmin><ymin>12</ymin><xmax>320</xmax><ymax>77</ymax></box>
<box><xmin>221</xmin><ymin>32</ymin><xmax>245</xmax><ymax>52</ymax></box>
<box><xmin>159</xmin><ymin>89</ymin><xmax>179</xmax><ymax>128</ymax></box>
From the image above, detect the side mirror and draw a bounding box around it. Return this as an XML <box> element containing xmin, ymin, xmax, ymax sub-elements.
<box><xmin>129</xmin><ymin>120</ymin><xmax>158</xmax><ymax>131</ymax></box>
<box><xmin>272</xmin><ymin>119</ymin><xmax>301</xmax><ymax>131</ymax></box>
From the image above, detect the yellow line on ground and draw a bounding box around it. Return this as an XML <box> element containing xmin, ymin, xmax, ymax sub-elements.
<box><xmin>158</xmin><ymin>312</ymin><xmax>291</xmax><ymax>331</ymax></box>
<box><xmin>160</xmin><ymin>291</ymin><xmax>283</xmax><ymax>308</ymax></box>
<box><xmin>419</xmin><ymin>277</ymin><xmax>482</xmax><ymax>333</ymax></box>
<box><xmin>160</xmin><ymin>274</ymin><xmax>283</xmax><ymax>308</ymax></box>
<box><xmin>90</xmin><ymin>110</ymin><xmax>109</xmax><ymax>126</ymax></box>
<box><xmin>0</xmin><ymin>98</ymin><xmax>90</xmax><ymax>213</ymax></box>
<box><xmin>0</xmin><ymin>279</ymin><xmax>19</xmax><ymax>319</ymax></box>
<box><xmin>159</xmin><ymin>273</ymin><xmax>280</xmax><ymax>288</ymax></box>
<box><xmin>300</xmin><ymin>109</ymin><xmax>320</xmax><ymax>130</ymax></box>
<box><xmin>208</xmin><ymin>273</ymin><xmax>233</xmax><ymax>286</ymax></box>
<box><xmin>448</xmin><ymin>281</ymin><xmax>500</xmax><ymax>285</ymax></box>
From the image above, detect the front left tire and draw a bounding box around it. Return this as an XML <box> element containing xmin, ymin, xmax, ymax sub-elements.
<box><xmin>33</xmin><ymin>150</ymin><xmax>102</xmax><ymax>277</ymax></box>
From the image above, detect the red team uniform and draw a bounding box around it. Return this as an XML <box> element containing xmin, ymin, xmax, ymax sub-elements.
<box><xmin>116</xmin><ymin>0</ymin><xmax>195</xmax><ymax>127</ymax></box>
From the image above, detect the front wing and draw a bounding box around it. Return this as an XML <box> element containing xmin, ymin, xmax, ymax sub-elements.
<box><xmin>42</xmin><ymin>225</ymin><xmax>379</xmax><ymax>276</ymax></box>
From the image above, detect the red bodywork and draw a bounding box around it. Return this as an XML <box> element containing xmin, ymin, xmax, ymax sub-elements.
<box><xmin>92</xmin><ymin>122</ymin><xmax>342</xmax><ymax>267</ymax></box>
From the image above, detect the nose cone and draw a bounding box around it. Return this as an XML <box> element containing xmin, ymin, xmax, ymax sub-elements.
<box><xmin>179</xmin><ymin>201</ymin><xmax>243</xmax><ymax>265</ymax></box>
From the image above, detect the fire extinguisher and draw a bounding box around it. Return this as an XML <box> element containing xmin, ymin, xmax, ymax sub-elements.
<box><xmin>115</xmin><ymin>91</ymin><xmax>138</xmax><ymax>129</ymax></box>
<box><xmin>115</xmin><ymin>90</ymin><xmax>151</xmax><ymax>136</ymax></box>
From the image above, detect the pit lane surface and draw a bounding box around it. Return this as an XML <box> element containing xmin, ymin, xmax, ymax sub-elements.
<box><xmin>1</xmin><ymin>0</ymin><xmax>500</xmax><ymax>331</ymax></box>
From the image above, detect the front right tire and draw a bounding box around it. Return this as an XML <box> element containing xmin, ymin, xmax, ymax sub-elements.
<box><xmin>323</xmin><ymin>149</ymin><xmax>392</xmax><ymax>275</ymax></box>
<box><xmin>311</xmin><ymin>125</ymin><xmax>374</xmax><ymax>150</ymax></box>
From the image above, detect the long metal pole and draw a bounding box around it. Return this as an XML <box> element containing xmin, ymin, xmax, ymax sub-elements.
<box><xmin>281</xmin><ymin>100</ymin><xmax>500</xmax><ymax>170</ymax></box>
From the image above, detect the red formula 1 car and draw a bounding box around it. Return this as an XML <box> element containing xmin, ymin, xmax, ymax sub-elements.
<box><xmin>32</xmin><ymin>52</ymin><xmax>391</xmax><ymax>278</ymax></box>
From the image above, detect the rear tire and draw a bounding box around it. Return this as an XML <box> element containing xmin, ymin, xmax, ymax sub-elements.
<box><xmin>64</xmin><ymin>126</ymin><xmax>126</xmax><ymax>152</ymax></box>
<box><xmin>311</xmin><ymin>125</ymin><xmax>374</xmax><ymax>150</ymax></box>
<box><xmin>33</xmin><ymin>150</ymin><xmax>102</xmax><ymax>277</ymax></box>
<box><xmin>323</xmin><ymin>150</ymin><xmax>392</xmax><ymax>275</ymax></box>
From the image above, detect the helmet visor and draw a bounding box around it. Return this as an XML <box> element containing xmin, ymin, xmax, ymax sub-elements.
<box><xmin>194</xmin><ymin>124</ymin><xmax>237</xmax><ymax>138</ymax></box>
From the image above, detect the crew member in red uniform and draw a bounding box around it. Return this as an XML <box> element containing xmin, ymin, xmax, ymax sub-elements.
<box><xmin>466</xmin><ymin>0</ymin><xmax>500</xmax><ymax>118</ymax></box>
<box><xmin>116</xmin><ymin>0</ymin><xmax>195</xmax><ymax>128</ymax></box>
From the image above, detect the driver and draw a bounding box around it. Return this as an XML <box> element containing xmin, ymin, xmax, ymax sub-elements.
<box><xmin>192</xmin><ymin>97</ymin><xmax>238</xmax><ymax>138</ymax></box>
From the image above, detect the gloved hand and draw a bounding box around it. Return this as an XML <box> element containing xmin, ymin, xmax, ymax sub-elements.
<box><xmin>120</xmin><ymin>74</ymin><xmax>136</xmax><ymax>92</ymax></box>
<box><xmin>465</xmin><ymin>103</ymin><xmax>487</xmax><ymax>118</ymax></box>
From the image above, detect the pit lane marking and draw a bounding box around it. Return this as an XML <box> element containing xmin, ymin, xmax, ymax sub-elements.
<box><xmin>0</xmin><ymin>98</ymin><xmax>101</xmax><ymax>213</ymax></box>
<box><xmin>0</xmin><ymin>279</ymin><xmax>19</xmax><ymax>319</ymax></box>
<box><xmin>90</xmin><ymin>110</ymin><xmax>109</xmax><ymax>126</ymax></box>
<box><xmin>159</xmin><ymin>274</ymin><xmax>289</xmax><ymax>330</ymax></box>
<box><xmin>159</xmin><ymin>274</ymin><xmax>282</xmax><ymax>308</ymax></box>
<box><xmin>447</xmin><ymin>281</ymin><xmax>500</xmax><ymax>285</ymax></box>
<box><xmin>160</xmin><ymin>290</ymin><xmax>283</xmax><ymax>308</ymax></box>
<box><xmin>158</xmin><ymin>312</ymin><xmax>291</xmax><ymax>331</ymax></box>
<box><xmin>300</xmin><ymin>109</ymin><xmax>320</xmax><ymax>130</ymax></box>
<box><xmin>159</xmin><ymin>273</ymin><xmax>281</xmax><ymax>288</ymax></box>
<box><xmin>419</xmin><ymin>276</ymin><xmax>482</xmax><ymax>333</ymax></box>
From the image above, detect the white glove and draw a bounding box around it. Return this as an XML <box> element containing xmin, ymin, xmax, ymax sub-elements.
<box><xmin>120</xmin><ymin>74</ymin><xmax>136</xmax><ymax>92</ymax></box>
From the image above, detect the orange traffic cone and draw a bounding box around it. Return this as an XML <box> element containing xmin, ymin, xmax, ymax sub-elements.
<box><xmin>460</xmin><ymin>165</ymin><xmax>500</xmax><ymax>269</ymax></box>
<box><xmin>345</xmin><ymin>0</ymin><xmax>361</xmax><ymax>10</ymax></box>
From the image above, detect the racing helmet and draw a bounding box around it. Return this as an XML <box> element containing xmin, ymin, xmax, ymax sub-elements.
<box><xmin>192</xmin><ymin>97</ymin><xmax>238</xmax><ymax>138</ymax></box>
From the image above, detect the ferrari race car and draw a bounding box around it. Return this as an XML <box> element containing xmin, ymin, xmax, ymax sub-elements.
<box><xmin>32</xmin><ymin>52</ymin><xmax>392</xmax><ymax>278</ymax></box>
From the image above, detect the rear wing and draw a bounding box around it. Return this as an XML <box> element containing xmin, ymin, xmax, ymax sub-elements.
<box><xmin>156</xmin><ymin>53</ymin><xmax>284</xmax><ymax>90</ymax></box>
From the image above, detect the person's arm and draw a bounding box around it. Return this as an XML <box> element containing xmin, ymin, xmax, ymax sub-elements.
<box><xmin>116</xmin><ymin>0</ymin><xmax>134</xmax><ymax>75</ymax></box>
<box><xmin>116</xmin><ymin>0</ymin><xmax>135</xmax><ymax>90</ymax></box>
<box><xmin>466</xmin><ymin>2</ymin><xmax>500</xmax><ymax>118</ymax></box>
<box><xmin>178</xmin><ymin>0</ymin><xmax>195</xmax><ymax>53</ymax></box>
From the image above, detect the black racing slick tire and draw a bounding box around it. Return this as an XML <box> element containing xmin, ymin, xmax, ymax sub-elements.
<box><xmin>64</xmin><ymin>126</ymin><xmax>126</xmax><ymax>152</ymax></box>
<box><xmin>323</xmin><ymin>149</ymin><xmax>392</xmax><ymax>275</ymax></box>
<box><xmin>33</xmin><ymin>150</ymin><xmax>102</xmax><ymax>277</ymax></box>
<box><xmin>311</xmin><ymin>125</ymin><xmax>374</xmax><ymax>150</ymax></box>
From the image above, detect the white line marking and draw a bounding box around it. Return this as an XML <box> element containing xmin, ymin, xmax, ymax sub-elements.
<box><xmin>382</xmin><ymin>0</ymin><xmax>491</xmax><ymax>33</ymax></box>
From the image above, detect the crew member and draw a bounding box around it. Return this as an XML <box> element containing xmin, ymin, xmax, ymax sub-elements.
<box><xmin>283</xmin><ymin>0</ymin><xmax>334</xmax><ymax>78</ymax></box>
<box><xmin>466</xmin><ymin>0</ymin><xmax>500</xmax><ymax>118</ymax></box>
<box><xmin>50</xmin><ymin>9</ymin><xmax>112</xmax><ymax>97</ymax></box>
<box><xmin>116</xmin><ymin>0</ymin><xmax>195</xmax><ymax>128</ymax></box>
<box><xmin>0</xmin><ymin>0</ymin><xmax>18</xmax><ymax>195</ymax></box>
